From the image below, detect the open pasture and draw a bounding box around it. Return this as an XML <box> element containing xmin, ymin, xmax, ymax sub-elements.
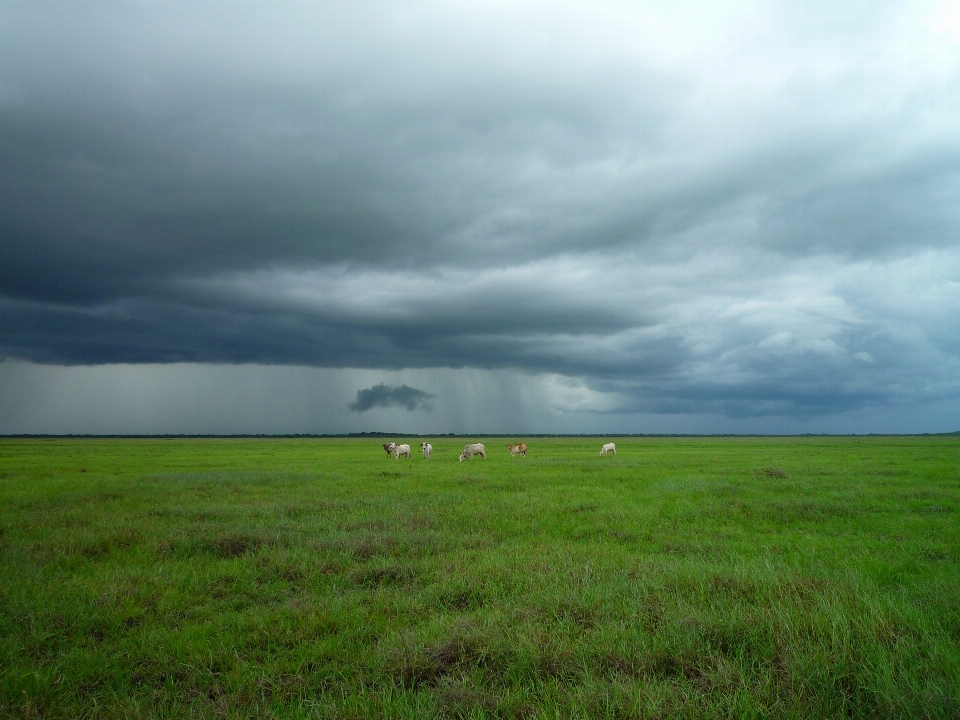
<box><xmin>1</xmin><ymin>436</ymin><xmax>959</xmax><ymax>718</ymax></box>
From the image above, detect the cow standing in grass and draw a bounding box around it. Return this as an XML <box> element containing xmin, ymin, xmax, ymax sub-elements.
<box><xmin>600</xmin><ymin>442</ymin><xmax>616</xmax><ymax>456</ymax></box>
<box><xmin>507</xmin><ymin>443</ymin><xmax>527</xmax><ymax>457</ymax></box>
<box><xmin>459</xmin><ymin>443</ymin><xmax>486</xmax><ymax>462</ymax></box>
<box><xmin>382</xmin><ymin>442</ymin><xmax>397</xmax><ymax>457</ymax></box>
<box><xmin>395</xmin><ymin>444</ymin><xmax>411</xmax><ymax>459</ymax></box>
<box><xmin>421</xmin><ymin>442</ymin><xmax>432</xmax><ymax>459</ymax></box>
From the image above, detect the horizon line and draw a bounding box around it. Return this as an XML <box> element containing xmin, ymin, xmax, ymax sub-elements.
<box><xmin>2</xmin><ymin>432</ymin><xmax>958</xmax><ymax>439</ymax></box>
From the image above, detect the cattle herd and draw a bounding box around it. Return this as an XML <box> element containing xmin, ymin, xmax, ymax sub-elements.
<box><xmin>380</xmin><ymin>441</ymin><xmax>616</xmax><ymax>460</ymax></box>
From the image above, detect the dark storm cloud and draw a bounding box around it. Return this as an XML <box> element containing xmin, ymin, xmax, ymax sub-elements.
<box><xmin>350</xmin><ymin>383</ymin><xmax>434</xmax><ymax>413</ymax></box>
<box><xmin>1</xmin><ymin>1</ymin><xmax>959</xmax><ymax>421</ymax></box>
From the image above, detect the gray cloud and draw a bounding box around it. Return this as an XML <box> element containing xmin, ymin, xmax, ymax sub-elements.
<box><xmin>350</xmin><ymin>383</ymin><xmax>434</xmax><ymax>413</ymax></box>
<box><xmin>1</xmin><ymin>1</ymin><xmax>959</xmax><ymax>428</ymax></box>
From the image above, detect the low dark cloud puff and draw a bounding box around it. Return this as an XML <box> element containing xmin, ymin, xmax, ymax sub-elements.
<box><xmin>350</xmin><ymin>383</ymin><xmax>434</xmax><ymax>413</ymax></box>
<box><xmin>0</xmin><ymin>2</ymin><xmax>958</xmax><ymax>427</ymax></box>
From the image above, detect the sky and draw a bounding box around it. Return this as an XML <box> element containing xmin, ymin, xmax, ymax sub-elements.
<box><xmin>1</xmin><ymin>1</ymin><xmax>959</xmax><ymax>435</ymax></box>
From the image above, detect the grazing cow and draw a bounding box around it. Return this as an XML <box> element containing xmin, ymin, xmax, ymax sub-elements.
<box><xmin>507</xmin><ymin>443</ymin><xmax>527</xmax><ymax>457</ymax></box>
<box><xmin>395</xmin><ymin>443</ymin><xmax>411</xmax><ymax>459</ymax></box>
<box><xmin>600</xmin><ymin>442</ymin><xmax>616</xmax><ymax>456</ymax></box>
<box><xmin>421</xmin><ymin>442</ymin><xmax>433</xmax><ymax>459</ymax></box>
<box><xmin>382</xmin><ymin>442</ymin><xmax>397</xmax><ymax>456</ymax></box>
<box><xmin>459</xmin><ymin>443</ymin><xmax>486</xmax><ymax>462</ymax></box>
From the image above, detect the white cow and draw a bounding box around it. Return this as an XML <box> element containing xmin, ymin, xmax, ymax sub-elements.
<box><xmin>421</xmin><ymin>442</ymin><xmax>433</xmax><ymax>459</ymax></box>
<box><xmin>600</xmin><ymin>442</ymin><xmax>616</xmax><ymax>456</ymax></box>
<box><xmin>394</xmin><ymin>443</ymin><xmax>411</xmax><ymax>459</ymax></box>
<box><xmin>382</xmin><ymin>442</ymin><xmax>397</xmax><ymax>457</ymax></box>
<box><xmin>459</xmin><ymin>443</ymin><xmax>486</xmax><ymax>462</ymax></box>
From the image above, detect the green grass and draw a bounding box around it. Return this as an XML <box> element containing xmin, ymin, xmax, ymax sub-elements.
<box><xmin>1</xmin><ymin>436</ymin><xmax>959</xmax><ymax>718</ymax></box>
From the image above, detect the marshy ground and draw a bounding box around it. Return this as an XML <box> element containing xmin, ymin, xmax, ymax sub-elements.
<box><xmin>1</xmin><ymin>436</ymin><xmax>958</xmax><ymax>718</ymax></box>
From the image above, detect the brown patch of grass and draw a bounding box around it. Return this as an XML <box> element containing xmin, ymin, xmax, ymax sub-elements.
<box><xmin>546</xmin><ymin>599</ymin><xmax>598</xmax><ymax>630</ymax></box>
<box><xmin>638</xmin><ymin>595</ymin><xmax>666</xmax><ymax>631</ymax></box>
<box><xmin>392</xmin><ymin>635</ymin><xmax>486</xmax><ymax>689</ymax></box>
<box><xmin>535</xmin><ymin>648</ymin><xmax>579</xmax><ymax>681</ymax></box>
<box><xmin>208</xmin><ymin>533</ymin><xmax>272</xmax><ymax>558</ymax></box>
<box><xmin>645</xmin><ymin>648</ymin><xmax>706</xmax><ymax>681</ymax></box>
<box><xmin>79</xmin><ymin>528</ymin><xmax>141</xmax><ymax>559</ymax></box>
<box><xmin>349</xmin><ymin>564</ymin><xmax>414</xmax><ymax>588</ymax></box>
<box><xmin>402</xmin><ymin>515</ymin><xmax>437</xmax><ymax>531</ymax></box>
<box><xmin>699</xmin><ymin>620</ymin><xmax>762</xmax><ymax>660</ymax></box>
<box><xmin>432</xmin><ymin>675</ymin><xmax>500</xmax><ymax>718</ymax></box>
<box><xmin>782</xmin><ymin>573</ymin><xmax>829</xmax><ymax>598</ymax></box>
<box><xmin>256</xmin><ymin>555</ymin><xmax>307</xmax><ymax>583</ymax></box>
<box><xmin>768</xmin><ymin>500</ymin><xmax>861</xmax><ymax>522</ymax></box>
<box><xmin>919</xmin><ymin>505</ymin><xmax>952</xmax><ymax>514</ymax></box>
<box><xmin>707</xmin><ymin>574</ymin><xmax>760</xmax><ymax>604</ymax></box>
<box><xmin>596</xmin><ymin>652</ymin><xmax>642</xmax><ymax>677</ymax></box>
<box><xmin>347</xmin><ymin>535</ymin><xmax>397</xmax><ymax>561</ymax></box>
<box><xmin>484</xmin><ymin>482</ymin><xmax>521</xmax><ymax>492</ymax></box>
<box><xmin>434</xmin><ymin>585</ymin><xmax>488</xmax><ymax>611</ymax></box>
<box><xmin>157</xmin><ymin>532</ymin><xmax>275</xmax><ymax>559</ymax></box>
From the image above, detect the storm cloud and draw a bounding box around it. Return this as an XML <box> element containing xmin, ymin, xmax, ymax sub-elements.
<box><xmin>1</xmin><ymin>2</ymin><xmax>959</xmax><ymax>432</ymax></box>
<box><xmin>350</xmin><ymin>383</ymin><xmax>434</xmax><ymax>413</ymax></box>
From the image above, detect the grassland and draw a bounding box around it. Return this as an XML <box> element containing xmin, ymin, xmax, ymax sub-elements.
<box><xmin>1</xmin><ymin>436</ymin><xmax>959</xmax><ymax>718</ymax></box>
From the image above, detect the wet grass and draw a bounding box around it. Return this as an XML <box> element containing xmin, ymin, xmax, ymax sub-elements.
<box><xmin>1</xmin><ymin>436</ymin><xmax>959</xmax><ymax>718</ymax></box>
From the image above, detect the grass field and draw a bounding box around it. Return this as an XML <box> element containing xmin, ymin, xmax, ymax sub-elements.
<box><xmin>1</xmin><ymin>436</ymin><xmax>959</xmax><ymax>718</ymax></box>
